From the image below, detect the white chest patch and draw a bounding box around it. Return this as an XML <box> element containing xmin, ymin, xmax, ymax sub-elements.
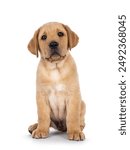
<box><xmin>48</xmin><ymin>83</ymin><xmax>66</xmax><ymax>120</ymax></box>
<box><xmin>50</xmin><ymin>70</ymin><xmax>60</xmax><ymax>81</ymax></box>
<box><xmin>55</xmin><ymin>84</ymin><xmax>66</xmax><ymax>92</ymax></box>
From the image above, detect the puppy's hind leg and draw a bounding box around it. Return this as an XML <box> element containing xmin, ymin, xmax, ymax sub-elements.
<box><xmin>28</xmin><ymin>120</ymin><xmax>67</xmax><ymax>135</ymax></box>
<box><xmin>28</xmin><ymin>120</ymin><xmax>60</xmax><ymax>134</ymax></box>
<box><xmin>28</xmin><ymin>123</ymin><xmax>38</xmax><ymax>134</ymax></box>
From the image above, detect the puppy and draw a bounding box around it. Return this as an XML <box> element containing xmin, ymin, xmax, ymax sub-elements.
<box><xmin>27</xmin><ymin>22</ymin><xmax>86</xmax><ymax>141</ymax></box>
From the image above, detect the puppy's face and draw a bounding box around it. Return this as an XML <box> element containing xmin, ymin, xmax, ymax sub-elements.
<box><xmin>39</xmin><ymin>23</ymin><xmax>68</xmax><ymax>62</ymax></box>
<box><xmin>28</xmin><ymin>22</ymin><xmax>79</xmax><ymax>62</ymax></box>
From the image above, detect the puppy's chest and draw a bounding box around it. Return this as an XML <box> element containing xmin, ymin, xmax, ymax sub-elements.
<box><xmin>49</xmin><ymin>69</ymin><xmax>63</xmax><ymax>81</ymax></box>
<box><xmin>47</xmin><ymin>83</ymin><xmax>67</xmax><ymax>120</ymax></box>
<box><xmin>46</xmin><ymin>70</ymin><xmax>67</xmax><ymax>120</ymax></box>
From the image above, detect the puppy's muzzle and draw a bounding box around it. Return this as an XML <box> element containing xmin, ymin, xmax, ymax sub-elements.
<box><xmin>49</xmin><ymin>41</ymin><xmax>59</xmax><ymax>49</ymax></box>
<box><xmin>49</xmin><ymin>41</ymin><xmax>60</xmax><ymax>56</ymax></box>
<box><xmin>46</xmin><ymin>41</ymin><xmax>65</xmax><ymax>62</ymax></box>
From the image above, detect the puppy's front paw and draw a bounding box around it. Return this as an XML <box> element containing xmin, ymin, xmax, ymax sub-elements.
<box><xmin>68</xmin><ymin>131</ymin><xmax>85</xmax><ymax>141</ymax></box>
<box><xmin>32</xmin><ymin>129</ymin><xmax>49</xmax><ymax>139</ymax></box>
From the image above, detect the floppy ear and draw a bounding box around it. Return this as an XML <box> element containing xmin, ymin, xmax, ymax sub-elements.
<box><xmin>27</xmin><ymin>28</ymin><xmax>40</xmax><ymax>57</ymax></box>
<box><xmin>63</xmin><ymin>24</ymin><xmax>79</xmax><ymax>50</ymax></box>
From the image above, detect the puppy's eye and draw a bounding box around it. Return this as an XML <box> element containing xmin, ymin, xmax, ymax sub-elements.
<box><xmin>41</xmin><ymin>35</ymin><xmax>47</xmax><ymax>40</ymax></box>
<box><xmin>58</xmin><ymin>32</ymin><xmax>64</xmax><ymax>37</ymax></box>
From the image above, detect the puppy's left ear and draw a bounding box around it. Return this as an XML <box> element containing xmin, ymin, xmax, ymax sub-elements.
<box><xmin>27</xmin><ymin>28</ymin><xmax>40</xmax><ymax>57</ymax></box>
<box><xmin>62</xmin><ymin>24</ymin><xmax>79</xmax><ymax>50</ymax></box>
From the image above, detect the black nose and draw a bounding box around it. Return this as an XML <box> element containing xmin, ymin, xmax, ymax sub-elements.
<box><xmin>49</xmin><ymin>41</ymin><xmax>59</xmax><ymax>49</ymax></box>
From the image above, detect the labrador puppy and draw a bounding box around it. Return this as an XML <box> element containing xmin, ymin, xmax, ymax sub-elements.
<box><xmin>27</xmin><ymin>22</ymin><xmax>86</xmax><ymax>141</ymax></box>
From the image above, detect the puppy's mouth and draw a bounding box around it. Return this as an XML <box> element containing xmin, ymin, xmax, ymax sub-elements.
<box><xmin>45</xmin><ymin>52</ymin><xmax>66</xmax><ymax>63</ymax></box>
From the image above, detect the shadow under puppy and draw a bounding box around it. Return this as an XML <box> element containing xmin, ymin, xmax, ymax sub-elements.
<box><xmin>27</xmin><ymin>22</ymin><xmax>86</xmax><ymax>141</ymax></box>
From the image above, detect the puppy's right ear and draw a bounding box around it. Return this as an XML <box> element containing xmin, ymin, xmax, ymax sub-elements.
<box><xmin>27</xmin><ymin>28</ymin><xmax>40</xmax><ymax>57</ymax></box>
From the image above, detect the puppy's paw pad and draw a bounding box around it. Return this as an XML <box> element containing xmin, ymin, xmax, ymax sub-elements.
<box><xmin>32</xmin><ymin>129</ymin><xmax>49</xmax><ymax>139</ymax></box>
<box><xmin>68</xmin><ymin>131</ymin><xmax>85</xmax><ymax>141</ymax></box>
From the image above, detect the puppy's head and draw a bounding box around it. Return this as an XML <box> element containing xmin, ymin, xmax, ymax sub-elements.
<box><xmin>28</xmin><ymin>22</ymin><xmax>79</xmax><ymax>62</ymax></box>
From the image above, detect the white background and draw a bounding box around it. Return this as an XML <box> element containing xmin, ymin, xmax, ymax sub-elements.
<box><xmin>0</xmin><ymin>0</ymin><xmax>129</xmax><ymax>149</ymax></box>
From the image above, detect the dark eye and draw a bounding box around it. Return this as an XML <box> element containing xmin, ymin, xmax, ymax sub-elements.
<box><xmin>41</xmin><ymin>35</ymin><xmax>47</xmax><ymax>40</ymax></box>
<box><xmin>58</xmin><ymin>32</ymin><xmax>64</xmax><ymax>37</ymax></box>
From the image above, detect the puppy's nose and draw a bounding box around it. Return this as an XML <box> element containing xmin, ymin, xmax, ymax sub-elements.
<box><xmin>49</xmin><ymin>41</ymin><xmax>59</xmax><ymax>49</ymax></box>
